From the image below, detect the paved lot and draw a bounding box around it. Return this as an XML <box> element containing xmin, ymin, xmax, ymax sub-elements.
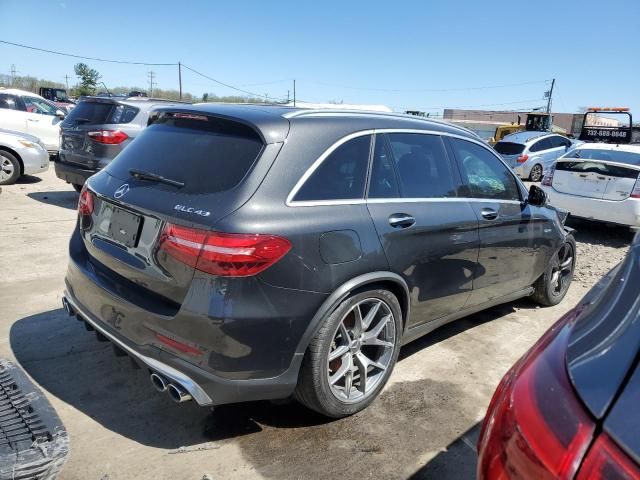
<box><xmin>0</xmin><ymin>167</ymin><xmax>633</xmax><ymax>479</ymax></box>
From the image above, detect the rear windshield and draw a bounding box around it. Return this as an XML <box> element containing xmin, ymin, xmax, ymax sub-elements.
<box><xmin>63</xmin><ymin>101</ymin><xmax>139</xmax><ymax>126</ymax></box>
<box><xmin>556</xmin><ymin>161</ymin><xmax>639</xmax><ymax>179</ymax></box>
<box><xmin>564</xmin><ymin>148</ymin><xmax>640</xmax><ymax>166</ymax></box>
<box><xmin>493</xmin><ymin>142</ymin><xmax>524</xmax><ymax>155</ymax></box>
<box><xmin>105</xmin><ymin>114</ymin><xmax>264</xmax><ymax>194</ymax></box>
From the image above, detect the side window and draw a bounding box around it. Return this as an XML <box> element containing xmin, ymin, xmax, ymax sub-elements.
<box><xmin>368</xmin><ymin>135</ymin><xmax>400</xmax><ymax>198</ymax></box>
<box><xmin>386</xmin><ymin>133</ymin><xmax>456</xmax><ymax>198</ymax></box>
<box><xmin>450</xmin><ymin>138</ymin><xmax>521</xmax><ymax>201</ymax></box>
<box><xmin>530</xmin><ymin>137</ymin><xmax>552</xmax><ymax>152</ymax></box>
<box><xmin>0</xmin><ymin>94</ymin><xmax>20</xmax><ymax>110</ymax></box>
<box><xmin>548</xmin><ymin>136</ymin><xmax>566</xmax><ymax>149</ymax></box>
<box><xmin>22</xmin><ymin>97</ymin><xmax>57</xmax><ymax>116</ymax></box>
<box><xmin>293</xmin><ymin>135</ymin><xmax>371</xmax><ymax>202</ymax></box>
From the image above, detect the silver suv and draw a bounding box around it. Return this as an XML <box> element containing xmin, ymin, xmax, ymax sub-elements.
<box><xmin>494</xmin><ymin>131</ymin><xmax>574</xmax><ymax>182</ymax></box>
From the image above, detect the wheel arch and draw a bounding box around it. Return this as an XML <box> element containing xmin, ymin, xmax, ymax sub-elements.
<box><xmin>294</xmin><ymin>271</ymin><xmax>410</xmax><ymax>357</ymax></box>
<box><xmin>0</xmin><ymin>146</ymin><xmax>24</xmax><ymax>175</ymax></box>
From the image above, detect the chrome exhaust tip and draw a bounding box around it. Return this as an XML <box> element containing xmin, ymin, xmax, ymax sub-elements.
<box><xmin>167</xmin><ymin>383</ymin><xmax>192</xmax><ymax>404</ymax></box>
<box><xmin>61</xmin><ymin>297</ymin><xmax>73</xmax><ymax>316</ymax></box>
<box><xmin>150</xmin><ymin>373</ymin><xmax>168</xmax><ymax>392</ymax></box>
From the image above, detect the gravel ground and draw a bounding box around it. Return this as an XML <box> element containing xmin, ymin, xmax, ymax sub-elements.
<box><xmin>0</xmin><ymin>169</ymin><xmax>634</xmax><ymax>480</ymax></box>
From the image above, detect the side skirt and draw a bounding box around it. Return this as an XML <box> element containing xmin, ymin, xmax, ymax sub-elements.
<box><xmin>401</xmin><ymin>287</ymin><xmax>534</xmax><ymax>346</ymax></box>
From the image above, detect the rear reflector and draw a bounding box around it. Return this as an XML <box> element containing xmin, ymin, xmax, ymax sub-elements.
<box><xmin>158</xmin><ymin>223</ymin><xmax>291</xmax><ymax>277</ymax></box>
<box><xmin>576</xmin><ymin>434</ymin><xmax>640</xmax><ymax>479</ymax></box>
<box><xmin>477</xmin><ymin>309</ymin><xmax>595</xmax><ymax>480</ymax></box>
<box><xmin>517</xmin><ymin>154</ymin><xmax>529</xmax><ymax>163</ymax></box>
<box><xmin>155</xmin><ymin>333</ymin><xmax>202</xmax><ymax>356</ymax></box>
<box><xmin>78</xmin><ymin>185</ymin><xmax>94</xmax><ymax>216</ymax></box>
<box><xmin>87</xmin><ymin>130</ymin><xmax>129</xmax><ymax>145</ymax></box>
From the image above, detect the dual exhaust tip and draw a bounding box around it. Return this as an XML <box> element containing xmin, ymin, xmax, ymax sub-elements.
<box><xmin>150</xmin><ymin>373</ymin><xmax>192</xmax><ymax>404</ymax></box>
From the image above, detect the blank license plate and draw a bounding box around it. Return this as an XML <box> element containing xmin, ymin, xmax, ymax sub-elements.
<box><xmin>101</xmin><ymin>204</ymin><xmax>142</xmax><ymax>247</ymax></box>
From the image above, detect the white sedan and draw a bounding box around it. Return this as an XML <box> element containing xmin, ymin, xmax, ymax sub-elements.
<box><xmin>0</xmin><ymin>128</ymin><xmax>49</xmax><ymax>185</ymax></box>
<box><xmin>541</xmin><ymin>143</ymin><xmax>640</xmax><ymax>228</ymax></box>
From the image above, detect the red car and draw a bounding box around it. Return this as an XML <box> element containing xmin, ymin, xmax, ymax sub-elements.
<box><xmin>478</xmin><ymin>234</ymin><xmax>640</xmax><ymax>479</ymax></box>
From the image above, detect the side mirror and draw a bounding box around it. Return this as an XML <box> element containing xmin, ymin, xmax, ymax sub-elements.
<box><xmin>55</xmin><ymin>109</ymin><xmax>66</xmax><ymax>120</ymax></box>
<box><xmin>528</xmin><ymin>184</ymin><xmax>547</xmax><ymax>206</ymax></box>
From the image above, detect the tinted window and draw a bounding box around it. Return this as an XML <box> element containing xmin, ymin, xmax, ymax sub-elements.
<box><xmin>63</xmin><ymin>101</ymin><xmax>139</xmax><ymax>126</ymax></box>
<box><xmin>556</xmin><ymin>161</ymin><xmax>639</xmax><ymax>179</ymax></box>
<box><xmin>294</xmin><ymin>135</ymin><xmax>371</xmax><ymax>201</ymax></box>
<box><xmin>387</xmin><ymin>133</ymin><xmax>456</xmax><ymax>198</ymax></box>
<box><xmin>494</xmin><ymin>142</ymin><xmax>525</xmax><ymax>155</ymax></box>
<box><xmin>368</xmin><ymin>136</ymin><xmax>399</xmax><ymax>198</ymax></box>
<box><xmin>450</xmin><ymin>138</ymin><xmax>520</xmax><ymax>201</ymax></box>
<box><xmin>529</xmin><ymin>137</ymin><xmax>553</xmax><ymax>152</ymax></box>
<box><xmin>548</xmin><ymin>136</ymin><xmax>569</xmax><ymax>148</ymax></box>
<box><xmin>0</xmin><ymin>94</ymin><xmax>20</xmax><ymax>110</ymax></box>
<box><xmin>564</xmin><ymin>148</ymin><xmax>640</xmax><ymax>166</ymax></box>
<box><xmin>106</xmin><ymin>115</ymin><xmax>264</xmax><ymax>194</ymax></box>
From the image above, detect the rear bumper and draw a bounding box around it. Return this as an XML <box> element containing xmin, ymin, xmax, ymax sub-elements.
<box><xmin>54</xmin><ymin>161</ymin><xmax>97</xmax><ymax>186</ymax></box>
<box><xmin>542</xmin><ymin>186</ymin><xmax>640</xmax><ymax>227</ymax></box>
<box><xmin>63</xmin><ymin>288</ymin><xmax>306</xmax><ymax>407</ymax></box>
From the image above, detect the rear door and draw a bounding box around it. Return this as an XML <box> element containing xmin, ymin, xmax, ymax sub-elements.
<box><xmin>21</xmin><ymin>95</ymin><xmax>61</xmax><ymax>150</ymax></box>
<box><xmin>366</xmin><ymin>132</ymin><xmax>479</xmax><ymax>326</ymax></box>
<box><xmin>447</xmin><ymin>137</ymin><xmax>549</xmax><ymax>304</ymax></box>
<box><xmin>0</xmin><ymin>93</ymin><xmax>28</xmax><ymax>134</ymax></box>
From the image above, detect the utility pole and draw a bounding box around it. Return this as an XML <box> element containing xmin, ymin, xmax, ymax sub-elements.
<box><xmin>148</xmin><ymin>71</ymin><xmax>155</xmax><ymax>97</ymax></box>
<box><xmin>10</xmin><ymin>64</ymin><xmax>16</xmax><ymax>86</ymax></box>
<box><xmin>293</xmin><ymin>79</ymin><xmax>296</xmax><ymax>107</ymax></box>
<box><xmin>64</xmin><ymin>74</ymin><xmax>70</xmax><ymax>91</ymax></box>
<box><xmin>546</xmin><ymin>78</ymin><xmax>555</xmax><ymax>113</ymax></box>
<box><xmin>178</xmin><ymin>62</ymin><xmax>182</xmax><ymax>100</ymax></box>
<box><xmin>286</xmin><ymin>90</ymin><xmax>290</xmax><ymax>104</ymax></box>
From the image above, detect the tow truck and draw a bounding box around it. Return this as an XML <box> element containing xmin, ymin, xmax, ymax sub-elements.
<box><xmin>578</xmin><ymin>107</ymin><xmax>633</xmax><ymax>144</ymax></box>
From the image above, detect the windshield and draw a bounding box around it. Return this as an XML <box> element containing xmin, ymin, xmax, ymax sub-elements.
<box><xmin>494</xmin><ymin>142</ymin><xmax>525</xmax><ymax>155</ymax></box>
<box><xmin>563</xmin><ymin>148</ymin><xmax>640</xmax><ymax>166</ymax></box>
<box><xmin>54</xmin><ymin>89</ymin><xmax>69</xmax><ymax>101</ymax></box>
<box><xmin>23</xmin><ymin>96</ymin><xmax>58</xmax><ymax>116</ymax></box>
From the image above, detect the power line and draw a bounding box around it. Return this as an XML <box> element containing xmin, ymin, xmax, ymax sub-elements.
<box><xmin>180</xmin><ymin>64</ymin><xmax>285</xmax><ymax>101</ymax></box>
<box><xmin>303</xmin><ymin>79</ymin><xmax>550</xmax><ymax>93</ymax></box>
<box><xmin>0</xmin><ymin>39</ymin><xmax>177</xmax><ymax>66</ymax></box>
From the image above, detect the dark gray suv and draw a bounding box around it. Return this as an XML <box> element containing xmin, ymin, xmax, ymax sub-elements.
<box><xmin>55</xmin><ymin>97</ymin><xmax>184</xmax><ymax>191</ymax></box>
<box><xmin>62</xmin><ymin>105</ymin><xmax>576</xmax><ymax>417</ymax></box>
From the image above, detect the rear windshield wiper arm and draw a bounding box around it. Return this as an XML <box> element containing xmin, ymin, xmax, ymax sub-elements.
<box><xmin>129</xmin><ymin>168</ymin><xmax>185</xmax><ymax>188</ymax></box>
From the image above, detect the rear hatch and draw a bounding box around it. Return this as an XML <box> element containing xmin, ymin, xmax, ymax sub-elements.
<box><xmin>552</xmin><ymin>159</ymin><xmax>640</xmax><ymax>200</ymax></box>
<box><xmin>493</xmin><ymin>141</ymin><xmax>525</xmax><ymax>168</ymax></box>
<box><xmin>80</xmin><ymin>111</ymin><xmax>279</xmax><ymax>307</ymax></box>
<box><xmin>59</xmin><ymin>99</ymin><xmax>141</xmax><ymax>169</ymax></box>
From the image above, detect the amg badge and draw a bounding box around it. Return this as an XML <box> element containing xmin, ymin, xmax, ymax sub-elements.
<box><xmin>174</xmin><ymin>204</ymin><xmax>211</xmax><ymax>217</ymax></box>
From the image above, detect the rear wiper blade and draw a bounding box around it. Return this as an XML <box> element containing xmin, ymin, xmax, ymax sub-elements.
<box><xmin>129</xmin><ymin>168</ymin><xmax>185</xmax><ymax>188</ymax></box>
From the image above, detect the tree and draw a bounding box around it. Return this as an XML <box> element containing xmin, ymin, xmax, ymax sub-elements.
<box><xmin>202</xmin><ymin>93</ymin><xmax>209</xmax><ymax>102</ymax></box>
<box><xmin>74</xmin><ymin>63</ymin><xmax>101</xmax><ymax>96</ymax></box>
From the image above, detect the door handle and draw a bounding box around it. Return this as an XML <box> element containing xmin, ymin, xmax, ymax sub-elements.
<box><xmin>481</xmin><ymin>208</ymin><xmax>498</xmax><ymax>220</ymax></box>
<box><xmin>388</xmin><ymin>213</ymin><xmax>415</xmax><ymax>228</ymax></box>
<box><xmin>27</xmin><ymin>118</ymin><xmax>40</xmax><ymax>122</ymax></box>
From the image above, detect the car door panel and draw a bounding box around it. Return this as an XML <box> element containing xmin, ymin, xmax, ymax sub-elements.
<box><xmin>365</xmin><ymin>133</ymin><xmax>479</xmax><ymax>327</ymax></box>
<box><xmin>0</xmin><ymin>94</ymin><xmax>28</xmax><ymax>134</ymax></box>
<box><xmin>446</xmin><ymin>136</ymin><xmax>553</xmax><ymax>306</ymax></box>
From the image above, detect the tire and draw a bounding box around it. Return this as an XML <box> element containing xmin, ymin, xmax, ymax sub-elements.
<box><xmin>0</xmin><ymin>151</ymin><xmax>21</xmax><ymax>185</ymax></box>
<box><xmin>529</xmin><ymin>164</ymin><xmax>543</xmax><ymax>182</ymax></box>
<box><xmin>72</xmin><ymin>183</ymin><xmax>83</xmax><ymax>193</ymax></box>
<box><xmin>532</xmin><ymin>235</ymin><xmax>576</xmax><ymax>306</ymax></box>
<box><xmin>295</xmin><ymin>288</ymin><xmax>402</xmax><ymax>418</ymax></box>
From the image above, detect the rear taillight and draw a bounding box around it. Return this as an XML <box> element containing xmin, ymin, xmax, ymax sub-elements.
<box><xmin>477</xmin><ymin>309</ymin><xmax>595</xmax><ymax>480</ymax></box>
<box><xmin>78</xmin><ymin>185</ymin><xmax>94</xmax><ymax>216</ymax></box>
<box><xmin>542</xmin><ymin>164</ymin><xmax>556</xmax><ymax>186</ymax></box>
<box><xmin>87</xmin><ymin>130</ymin><xmax>129</xmax><ymax>144</ymax></box>
<box><xmin>576</xmin><ymin>434</ymin><xmax>640</xmax><ymax>479</ymax></box>
<box><xmin>158</xmin><ymin>223</ymin><xmax>291</xmax><ymax>277</ymax></box>
<box><xmin>631</xmin><ymin>175</ymin><xmax>640</xmax><ymax>198</ymax></box>
<box><xmin>517</xmin><ymin>154</ymin><xmax>529</xmax><ymax>163</ymax></box>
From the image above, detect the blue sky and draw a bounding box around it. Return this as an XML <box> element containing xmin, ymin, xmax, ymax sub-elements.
<box><xmin>1</xmin><ymin>0</ymin><xmax>639</xmax><ymax>115</ymax></box>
